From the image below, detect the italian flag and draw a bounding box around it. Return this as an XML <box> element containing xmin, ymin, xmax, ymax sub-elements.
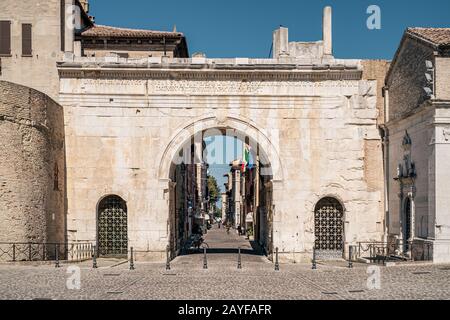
<box><xmin>242</xmin><ymin>144</ymin><xmax>250</xmax><ymax>172</ymax></box>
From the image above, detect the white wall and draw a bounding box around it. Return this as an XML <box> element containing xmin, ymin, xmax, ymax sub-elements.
<box><xmin>59</xmin><ymin>66</ymin><xmax>384</xmax><ymax>262</ymax></box>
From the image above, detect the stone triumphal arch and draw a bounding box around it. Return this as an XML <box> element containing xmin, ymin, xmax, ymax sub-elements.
<box><xmin>58</xmin><ymin>54</ymin><xmax>385</xmax><ymax>263</ymax></box>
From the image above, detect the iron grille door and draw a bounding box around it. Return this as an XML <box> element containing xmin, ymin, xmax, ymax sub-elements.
<box><xmin>404</xmin><ymin>199</ymin><xmax>412</xmax><ymax>253</ymax></box>
<box><xmin>98</xmin><ymin>196</ymin><xmax>128</xmax><ymax>256</ymax></box>
<box><xmin>314</xmin><ymin>197</ymin><xmax>344</xmax><ymax>259</ymax></box>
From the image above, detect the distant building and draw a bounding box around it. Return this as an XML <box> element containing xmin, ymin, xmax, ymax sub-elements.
<box><xmin>172</xmin><ymin>142</ymin><xmax>209</xmax><ymax>252</ymax></box>
<box><xmin>224</xmin><ymin>159</ymin><xmax>260</xmax><ymax>240</ymax></box>
<box><xmin>221</xmin><ymin>192</ymin><xmax>227</xmax><ymax>222</ymax></box>
<box><xmin>78</xmin><ymin>24</ymin><xmax>188</xmax><ymax>59</ymax></box>
<box><xmin>0</xmin><ymin>0</ymin><xmax>187</xmax><ymax>101</ymax></box>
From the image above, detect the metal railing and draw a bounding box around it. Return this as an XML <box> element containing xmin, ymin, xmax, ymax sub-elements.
<box><xmin>355</xmin><ymin>239</ymin><xmax>433</xmax><ymax>263</ymax></box>
<box><xmin>0</xmin><ymin>242</ymin><xmax>94</xmax><ymax>263</ymax></box>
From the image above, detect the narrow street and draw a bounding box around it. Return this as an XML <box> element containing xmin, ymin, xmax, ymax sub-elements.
<box><xmin>173</xmin><ymin>224</ymin><xmax>268</xmax><ymax>267</ymax></box>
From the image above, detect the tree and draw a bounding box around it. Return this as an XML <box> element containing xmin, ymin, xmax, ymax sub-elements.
<box><xmin>207</xmin><ymin>175</ymin><xmax>220</xmax><ymax>209</ymax></box>
<box><xmin>215</xmin><ymin>208</ymin><xmax>222</xmax><ymax>219</ymax></box>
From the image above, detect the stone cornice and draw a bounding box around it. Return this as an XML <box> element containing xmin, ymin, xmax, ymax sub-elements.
<box><xmin>57</xmin><ymin>64</ymin><xmax>363</xmax><ymax>81</ymax></box>
<box><xmin>386</xmin><ymin>99</ymin><xmax>450</xmax><ymax>129</ymax></box>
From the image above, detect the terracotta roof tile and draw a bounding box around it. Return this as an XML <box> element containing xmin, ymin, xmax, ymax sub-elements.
<box><xmin>407</xmin><ymin>27</ymin><xmax>450</xmax><ymax>46</ymax></box>
<box><xmin>81</xmin><ymin>25</ymin><xmax>184</xmax><ymax>38</ymax></box>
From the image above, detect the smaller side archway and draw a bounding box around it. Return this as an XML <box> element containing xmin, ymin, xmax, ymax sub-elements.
<box><xmin>314</xmin><ymin>197</ymin><xmax>345</xmax><ymax>259</ymax></box>
<box><xmin>97</xmin><ymin>195</ymin><xmax>128</xmax><ymax>257</ymax></box>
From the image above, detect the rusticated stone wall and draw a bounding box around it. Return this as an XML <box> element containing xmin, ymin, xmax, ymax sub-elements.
<box><xmin>0</xmin><ymin>80</ymin><xmax>65</xmax><ymax>244</ymax></box>
<box><xmin>387</xmin><ymin>37</ymin><xmax>434</xmax><ymax>121</ymax></box>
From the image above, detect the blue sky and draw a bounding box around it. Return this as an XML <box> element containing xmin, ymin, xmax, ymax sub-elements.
<box><xmin>89</xmin><ymin>0</ymin><xmax>450</xmax><ymax>59</ymax></box>
<box><xmin>204</xmin><ymin>136</ymin><xmax>244</xmax><ymax>196</ymax></box>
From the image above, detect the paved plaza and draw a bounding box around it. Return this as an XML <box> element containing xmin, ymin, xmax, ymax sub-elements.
<box><xmin>0</xmin><ymin>227</ymin><xmax>449</xmax><ymax>300</ymax></box>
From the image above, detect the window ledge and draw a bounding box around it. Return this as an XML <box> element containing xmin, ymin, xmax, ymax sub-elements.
<box><xmin>0</xmin><ymin>54</ymin><xmax>12</xmax><ymax>57</ymax></box>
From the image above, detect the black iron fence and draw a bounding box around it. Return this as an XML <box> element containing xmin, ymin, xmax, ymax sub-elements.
<box><xmin>0</xmin><ymin>242</ymin><xmax>94</xmax><ymax>263</ymax></box>
<box><xmin>355</xmin><ymin>239</ymin><xmax>433</xmax><ymax>263</ymax></box>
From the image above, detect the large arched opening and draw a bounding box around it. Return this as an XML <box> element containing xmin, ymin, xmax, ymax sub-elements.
<box><xmin>159</xmin><ymin>117</ymin><xmax>283</xmax><ymax>260</ymax></box>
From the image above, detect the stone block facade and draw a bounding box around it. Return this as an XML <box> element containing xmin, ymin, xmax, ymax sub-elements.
<box><xmin>58</xmin><ymin>57</ymin><xmax>386</xmax><ymax>262</ymax></box>
<box><xmin>0</xmin><ymin>80</ymin><xmax>65</xmax><ymax>244</ymax></box>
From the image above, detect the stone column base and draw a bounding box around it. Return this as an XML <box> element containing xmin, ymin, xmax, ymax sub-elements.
<box><xmin>134</xmin><ymin>251</ymin><xmax>166</xmax><ymax>262</ymax></box>
<box><xmin>277</xmin><ymin>252</ymin><xmax>313</xmax><ymax>264</ymax></box>
<box><xmin>433</xmin><ymin>240</ymin><xmax>450</xmax><ymax>264</ymax></box>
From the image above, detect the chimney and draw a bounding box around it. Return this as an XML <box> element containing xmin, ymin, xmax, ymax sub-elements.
<box><xmin>323</xmin><ymin>6</ymin><xmax>332</xmax><ymax>56</ymax></box>
<box><xmin>272</xmin><ymin>27</ymin><xmax>289</xmax><ymax>58</ymax></box>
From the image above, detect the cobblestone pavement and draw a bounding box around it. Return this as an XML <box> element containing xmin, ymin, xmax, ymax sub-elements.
<box><xmin>1</xmin><ymin>227</ymin><xmax>449</xmax><ymax>300</ymax></box>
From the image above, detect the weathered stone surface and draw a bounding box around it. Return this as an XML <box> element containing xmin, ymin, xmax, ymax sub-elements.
<box><xmin>0</xmin><ymin>81</ymin><xmax>65</xmax><ymax>244</ymax></box>
<box><xmin>387</xmin><ymin>37</ymin><xmax>434</xmax><ymax>122</ymax></box>
<box><xmin>58</xmin><ymin>56</ymin><xmax>386</xmax><ymax>262</ymax></box>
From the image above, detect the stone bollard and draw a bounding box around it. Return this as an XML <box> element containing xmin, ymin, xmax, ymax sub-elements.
<box><xmin>348</xmin><ymin>245</ymin><xmax>354</xmax><ymax>269</ymax></box>
<box><xmin>129</xmin><ymin>247</ymin><xmax>135</xmax><ymax>270</ymax></box>
<box><xmin>92</xmin><ymin>245</ymin><xmax>98</xmax><ymax>269</ymax></box>
<box><xmin>166</xmin><ymin>245</ymin><xmax>171</xmax><ymax>271</ymax></box>
<box><xmin>237</xmin><ymin>247</ymin><xmax>242</xmax><ymax>270</ymax></box>
<box><xmin>312</xmin><ymin>247</ymin><xmax>317</xmax><ymax>270</ymax></box>
<box><xmin>55</xmin><ymin>244</ymin><xmax>60</xmax><ymax>268</ymax></box>
<box><xmin>274</xmin><ymin>247</ymin><xmax>280</xmax><ymax>271</ymax></box>
<box><xmin>203</xmin><ymin>247</ymin><xmax>208</xmax><ymax>270</ymax></box>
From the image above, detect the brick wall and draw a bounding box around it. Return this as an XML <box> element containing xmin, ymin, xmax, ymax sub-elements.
<box><xmin>0</xmin><ymin>80</ymin><xmax>65</xmax><ymax>243</ymax></box>
<box><xmin>436</xmin><ymin>57</ymin><xmax>450</xmax><ymax>100</ymax></box>
<box><xmin>387</xmin><ymin>37</ymin><xmax>434</xmax><ymax>121</ymax></box>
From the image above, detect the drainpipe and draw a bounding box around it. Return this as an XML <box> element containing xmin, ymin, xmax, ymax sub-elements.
<box><xmin>381</xmin><ymin>86</ymin><xmax>390</xmax><ymax>243</ymax></box>
<box><xmin>380</xmin><ymin>125</ymin><xmax>389</xmax><ymax>243</ymax></box>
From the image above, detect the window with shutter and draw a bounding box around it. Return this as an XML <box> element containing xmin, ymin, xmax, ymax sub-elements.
<box><xmin>22</xmin><ymin>24</ymin><xmax>32</xmax><ymax>56</ymax></box>
<box><xmin>0</xmin><ymin>21</ymin><xmax>11</xmax><ymax>56</ymax></box>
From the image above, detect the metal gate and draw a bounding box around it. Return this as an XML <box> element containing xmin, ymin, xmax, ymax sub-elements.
<box><xmin>403</xmin><ymin>198</ymin><xmax>412</xmax><ymax>253</ymax></box>
<box><xmin>98</xmin><ymin>195</ymin><xmax>128</xmax><ymax>256</ymax></box>
<box><xmin>314</xmin><ymin>197</ymin><xmax>344</xmax><ymax>259</ymax></box>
